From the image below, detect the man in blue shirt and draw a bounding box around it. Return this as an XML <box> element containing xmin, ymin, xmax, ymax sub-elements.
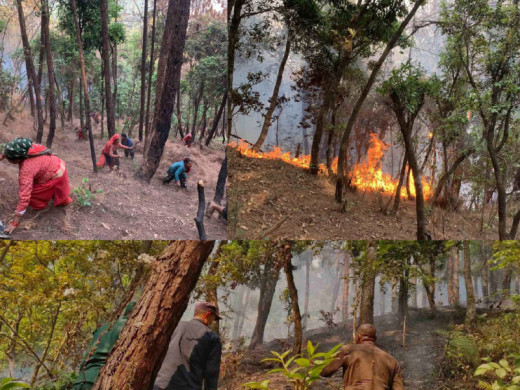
<box><xmin>121</xmin><ymin>133</ymin><xmax>135</xmax><ymax>159</ymax></box>
<box><xmin>163</xmin><ymin>158</ymin><xmax>192</xmax><ymax>188</ymax></box>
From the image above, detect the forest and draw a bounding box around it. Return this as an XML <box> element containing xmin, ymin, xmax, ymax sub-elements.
<box><xmin>1</xmin><ymin>240</ymin><xmax>519</xmax><ymax>389</ymax></box>
<box><xmin>0</xmin><ymin>0</ymin><xmax>227</xmax><ymax>240</ymax></box>
<box><xmin>229</xmin><ymin>0</ymin><xmax>520</xmax><ymax>241</ymax></box>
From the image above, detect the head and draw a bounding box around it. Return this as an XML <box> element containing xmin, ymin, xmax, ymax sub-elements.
<box><xmin>355</xmin><ymin>323</ymin><xmax>377</xmax><ymax>344</ymax></box>
<box><xmin>121</xmin><ymin>133</ymin><xmax>128</xmax><ymax>140</ymax></box>
<box><xmin>3</xmin><ymin>137</ymin><xmax>33</xmax><ymax>163</ymax></box>
<box><xmin>184</xmin><ymin>158</ymin><xmax>192</xmax><ymax>169</ymax></box>
<box><xmin>193</xmin><ymin>302</ymin><xmax>221</xmax><ymax>326</ymax></box>
<box><xmin>110</xmin><ymin>134</ymin><xmax>120</xmax><ymax>145</ymax></box>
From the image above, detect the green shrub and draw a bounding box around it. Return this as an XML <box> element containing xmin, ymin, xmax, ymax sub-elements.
<box><xmin>73</xmin><ymin>178</ymin><xmax>103</xmax><ymax>207</ymax></box>
<box><xmin>474</xmin><ymin>354</ymin><xmax>520</xmax><ymax>389</ymax></box>
<box><xmin>243</xmin><ymin>341</ymin><xmax>342</xmax><ymax>390</ymax></box>
<box><xmin>0</xmin><ymin>378</ymin><xmax>30</xmax><ymax>389</ymax></box>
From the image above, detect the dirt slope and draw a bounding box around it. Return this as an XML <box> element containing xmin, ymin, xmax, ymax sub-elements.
<box><xmin>228</xmin><ymin>149</ymin><xmax>499</xmax><ymax>240</ymax></box>
<box><xmin>221</xmin><ymin>308</ymin><xmax>464</xmax><ymax>390</ymax></box>
<box><xmin>0</xmin><ymin>114</ymin><xmax>227</xmax><ymax>240</ymax></box>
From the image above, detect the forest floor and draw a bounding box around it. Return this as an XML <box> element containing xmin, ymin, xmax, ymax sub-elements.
<box><xmin>228</xmin><ymin>149</ymin><xmax>501</xmax><ymax>240</ymax></box>
<box><xmin>0</xmin><ymin>112</ymin><xmax>227</xmax><ymax>240</ymax></box>
<box><xmin>221</xmin><ymin>307</ymin><xmax>469</xmax><ymax>390</ymax></box>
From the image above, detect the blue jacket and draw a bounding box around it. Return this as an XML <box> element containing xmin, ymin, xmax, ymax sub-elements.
<box><xmin>167</xmin><ymin>161</ymin><xmax>186</xmax><ymax>181</ymax></box>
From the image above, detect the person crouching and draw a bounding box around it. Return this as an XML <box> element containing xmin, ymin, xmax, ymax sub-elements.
<box><xmin>0</xmin><ymin>137</ymin><xmax>72</xmax><ymax>234</ymax></box>
<box><xmin>163</xmin><ymin>158</ymin><xmax>192</xmax><ymax>188</ymax></box>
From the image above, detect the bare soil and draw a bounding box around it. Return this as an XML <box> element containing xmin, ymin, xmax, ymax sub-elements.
<box><xmin>220</xmin><ymin>308</ymin><xmax>466</xmax><ymax>390</ymax></box>
<box><xmin>0</xmin><ymin>113</ymin><xmax>227</xmax><ymax>240</ymax></box>
<box><xmin>228</xmin><ymin>149</ymin><xmax>500</xmax><ymax>240</ymax></box>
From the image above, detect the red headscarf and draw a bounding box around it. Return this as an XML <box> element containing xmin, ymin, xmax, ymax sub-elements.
<box><xmin>102</xmin><ymin>134</ymin><xmax>120</xmax><ymax>155</ymax></box>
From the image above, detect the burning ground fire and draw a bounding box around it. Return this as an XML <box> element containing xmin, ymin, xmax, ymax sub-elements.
<box><xmin>230</xmin><ymin>133</ymin><xmax>433</xmax><ymax>199</ymax></box>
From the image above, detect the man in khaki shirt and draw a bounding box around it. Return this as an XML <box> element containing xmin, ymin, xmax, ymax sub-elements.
<box><xmin>321</xmin><ymin>324</ymin><xmax>405</xmax><ymax>389</ymax></box>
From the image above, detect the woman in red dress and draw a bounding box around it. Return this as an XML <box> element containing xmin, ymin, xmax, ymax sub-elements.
<box><xmin>0</xmin><ymin>137</ymin><xmax>72</xmax><ymax>234</ymax></box>
<box><xmin>96</xmin><ymin>134</ymin><xmax>134</xmax><ymax>171</ymax></box>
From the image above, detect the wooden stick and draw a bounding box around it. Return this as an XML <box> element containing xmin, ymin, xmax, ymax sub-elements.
<box><xmin>194</xmin><ymin>180</ymin><xmax>207</xmax><ymax>240</ymax></box>
<box><xmin>255</xmin><ymin>216</ymin><xmax>288</xmax><ymax>239</ymax></box>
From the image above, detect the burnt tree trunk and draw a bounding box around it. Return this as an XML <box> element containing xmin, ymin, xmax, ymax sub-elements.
<box><xmin>135</xmin><ymin>0</ymin><xmax>190</xmax><ymax>181</ymax></box>
<box><xmin>342</xmin><ymin>250</ymin><xmax>350</xmax><ymax>326</ymax></box>
<box><xmin>144</xmin><ymin>0</ymin><xmax>157</xmax><ymax>142</ymax></box>
<box><xmin>253</xmin><ymin>31</ymin><xmax>291</xmax><ymax>152</ymax></box>
<box><xmin>92</xmin><ymin>241</ymin><xmax>215</xmax><ymax>390</ymax></box>
<box><xmin>212</xmin><ymin>154</ymin><xmax>227</xmax><ymax>204</ymax></box>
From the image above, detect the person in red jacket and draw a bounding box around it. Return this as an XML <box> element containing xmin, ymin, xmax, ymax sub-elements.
<box><xmin>183</xmin><ymin>133</ymin><xmax>193</xmax><ymax>147</ymax></box>
<box><xmin>1</xmin><ymin>137</ymin><xmax>72</xmax><ymax>234</ymax></box>
<box><xmin>96</xmin><ymin>134</ymin><xmax>134</xmax><ymax>171</ymax></box>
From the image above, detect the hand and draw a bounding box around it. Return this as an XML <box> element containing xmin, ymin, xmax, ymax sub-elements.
<box><xmin>4</xmin><ymin>223</ymin><xmax>17</xmax><ymax>235</ymax></box>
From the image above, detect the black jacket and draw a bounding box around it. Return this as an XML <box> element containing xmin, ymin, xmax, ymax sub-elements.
<box><xmin>154</xmin><ymin>319</ymin><xmax>222</xmax><ymax>390</ymax></box>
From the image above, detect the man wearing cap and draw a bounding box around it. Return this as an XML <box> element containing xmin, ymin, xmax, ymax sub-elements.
<box><xmin>153</xmin><ymin>302</ymin><xmax>222</xmax><ymax>390</ymax></box>
<box><xmin>320</xmin><ymin>323</ymin><xmax>404</xmax><ymax>389</ymax></box>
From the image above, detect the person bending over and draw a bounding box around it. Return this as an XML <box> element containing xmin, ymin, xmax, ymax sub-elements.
<box><xmin>96</xmin><ymin>134</ymin><xmax>133</xmax><ymax>171</ymax></box>
<box><xmin>0</xmin><ymin>138</ymin><xmax>72</xmax><ymax>235</ymax></box>
<box><xmin>321</xmin><ymin>323</ymin><xmax>404</xmax><ymax>389</ymax></box>
<box><xmin>163</xmin><ymin>158</ymin><xmax>192</xmax><ymax>188</ymax></box>
<box><xmin>121</xmin><ymin>133</ymin><xmax>135</xmax><ymax>159</ymax></box>
<box><xmin>153</xmin><ymin>302</ymin><xmax>222</xmax><ymax>390</ymax></box>
<box><xmin>206</xmin><ymin>201</ymin><xmax>227</xmax><ymax>220</ymax></box>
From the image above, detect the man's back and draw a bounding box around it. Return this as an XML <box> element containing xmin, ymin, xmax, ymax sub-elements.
<box><xmin>321</xmin><ymin>341</ymin><xmax>404</xmax><ymax>390</ymax></box>
<box><xmin>154</xmin><ymin>319</ymin><xmax>222</xmax><ymax>390</ymax></box>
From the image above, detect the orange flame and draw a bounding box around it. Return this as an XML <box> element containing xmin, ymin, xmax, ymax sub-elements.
<box><xmin>230</xmin><ymin>133</ymin><xmax>433</xmax><ymax>200</ymax></box>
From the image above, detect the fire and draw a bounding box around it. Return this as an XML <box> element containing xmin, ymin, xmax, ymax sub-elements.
<box><xmin>230</xmin><ymin>133</ymin><xmax>433</xmax><ymax>200</ymax></box>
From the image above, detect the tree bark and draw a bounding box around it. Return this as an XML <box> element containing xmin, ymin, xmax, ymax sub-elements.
<box><xmin>359</xmin><ymin>242</ymin><xmax>376</xmax><ymax>324</ymax></box>
<box><xmin>335</xmin><ymin>0</ymin><xmax>424</xmax><ymax>202</ymax></box>
<box><xmin>16</xmin><ymin>0</ymin><xmax>44</xmax><ymax>143</ymax></box>
<box><xmin>253</xmin><ymin>31</ymin><xmax>291</xmax><ymax>152</ymax></box>
<box><xmin>205</xmin><ymin>90</ymin><xmax>227</xmax><ymax>146</ymax></box>
<box><xmin>42</xmin><ymin>0</ymin><xmax>57</xmax><ymax>148</ymax></box>
<box><xmin>212</xmin><ymin>154</ymin><xmax>227</xmax><ymax>204</ymax></box>
<box><xmin>302</xmin><ymin>253</ymin><xmax>310</xmax><ymax>330</ymax></box>
<box><xmin>453</xmin><ymin>246</ymin><xmax>460</xmax><ymax>305</ymax></box>
<box><xmin>135</xmin><ymin>0</ymin><xmax>190</xmax><ymax>181</ymax></box>
<box><xmin>463</xmin><ymin>241</ymin><xmax>476</xmax><ymax>326</ymax></box>
<box><xmin>100</xmin><ymin>0</ymin><xmax>116</xmax><ymax>137</ymax></box>
<box><xmin>144</xmin><ymin>0</ymin><xmax>157</xmax><ymax>142</ymax></box>
<box><xmin>342</xmin><ymin>250</ymin><xmax>350</xmax><ymax>326</ymax></box>
<box><xmin>70</xmin><ymin>0</ymin><xmax>98</xmax><ymax>172</ymax></box>
<box><xmin>249</xmin><ymin>245</ymin><xmax>279</xmax><ymax>350</ymax></box>
<box><xmin>92</xmin><ymin>241</ymin><xmax>215</xmax><ymax>390</ymax></box>
<box><xmin>281</xmin><ymin>241</ymin><xmax>301</xmax><ymax>355</ymax></box>
<box><xmin>138</xmin><ymin>0</ymin><xmax>149</xmax><ymax>141</ymax></box>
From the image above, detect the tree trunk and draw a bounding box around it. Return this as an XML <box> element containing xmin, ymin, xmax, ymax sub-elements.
<box><xmin>92</xmin><ymin>241</ymin><xmax>215</xmax><ymax>390</ymax></box>
<box><xmin>135</xmin><ymin>0</ymin><xmax>190</xmax><ymax>182</ymax></box>
<box><xmin>79</xmin><ymin>77</ymin><xmax>84</xmax><ymax>130</ymax></box>
<box><xmin>191</xmin><ymin>83</ymin><xmax>205</xmax><ymax>139</ymax></box>
<box><xmin>463</xmin><ymin>241</ymin><xmax>476</xmax><ymax>326</ymax></box>
<box><xmin>359</xmin><ymin>242</ymin><xmax>377</xmax><ymax>324</ymax></box>
<box><xmin>16</xmin><ymin>0</ymin><xmax>44</xmax><ymax>142</ymax></box>
<box><xmin>249</xmin><ymin>246</ymin><xmax>279</xmax><ymax>350</ymax></box>
<box><xmin>481</xmin><ymin>252</ymin><xmax>489</xmax><ymax>303</ymax></box>
<box><xmin>228</xmin><ymin>0</ymin><xmax>245</xmax><ymax>140</ymax></box>
<box><xmin>176</xmin><ymin>88</ymin><xmax>184</xmax><ymax>139</ymax></box>
<box><xmin>212</xmin><ymin>154</ymin><xmax>227</xmax><ymax>204</ymax></box>
<box><xmin>453</xmin><ymin>246</ymin><xmax>460</xmax><ymax>305</ymax></box>
<box><xmin>335</xmin><ymin>0</ymin><xmax>423</xmax><ymax>202</ymax></box>
<box><xmin>42</xmin><ymin>0</ymin><xmax>57</xmax><ymax>148</ymax></box>
<box><xmin>144</xmin><ymin>0</ymin><xmax>157</xmax><ymax>142</ymax></box>
<box><xmin>205</xmin><ymin>90</ymin><xmax>227</xmax><ymax>146</ymax></box>
<box><xmin>100</xmin><ymin>0</ymin><xmax>116</xmax><ymax>137</ymax></box>
<box><xmin>330</xmin><ymin>253</ymin><xmax>341</xmax><ymax>313</ymax></box>
<box><xmin>393</xmin><ymin>154</ymin><xmax>408</xmax><ymax>213</ymax></box>
<box><xmin>138</xmin><ymin>0</ymin><xmax>149</xmax><ymax>141</ymax></box>
<box><xmin>302</xmin><ymin>253</ymin><xmax>310</xmax><ymax>330</ymax></box>
<box><xmin>342</xmin><ymin>250</ymin><xmax>350</xmax><ymax>325</ymax></box>
<box><xmin>281</xmin><ymin>241</ymin><xmax>301</xmax><ymax>355</ymax></box>
<box><xmin>70</xmin><ymin>0</ymin><xmax>97</xmax><ymax>172</ymax></box>
<box><xmin>398</xmin><ymin>270</ymin><xmax>409</xmax><ymax>324</ymax></box>
<box><xmin>253</xmin><ymin>31</ymin><xmax>291</xmax><ymax>152</ymax></box>
<box><xmin>67</xmin><ymin>80</ymin><xmax>74</xmax><ymax>122</ymax></box>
